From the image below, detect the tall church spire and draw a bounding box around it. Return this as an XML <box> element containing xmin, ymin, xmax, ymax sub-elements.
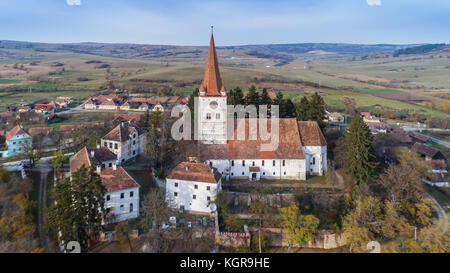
<box><xmin>199</xmin><ymin>30</ymin><xmax>225</xmax><ymax>96</ymax></box>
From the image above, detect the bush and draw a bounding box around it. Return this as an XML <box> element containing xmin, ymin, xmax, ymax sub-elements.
<box><xmin>251</xmin><ymin>233</ymin><xmax>271</xmax><ymax>252</ymax></box>
<box><xmin>155</xmin><ymin>168</ymin><xmax>165</xmax><ymax>179</ymax></box>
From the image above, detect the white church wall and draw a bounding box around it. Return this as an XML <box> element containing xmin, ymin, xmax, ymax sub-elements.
<box><xmin>208</xmin><ymin>159</ymin><xmax>307</xmax><ymax>180</ymax></box>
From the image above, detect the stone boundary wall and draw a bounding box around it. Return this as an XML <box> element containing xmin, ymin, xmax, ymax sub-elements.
<box><xmin>249</xmin><ymin>227</ymin><xmax>346</xmax><ymax>249</ymax></box>
<box><xmin>214</xmin><ymin>211</ymin><xmax>251</xmax><ymax>248</ymax></box>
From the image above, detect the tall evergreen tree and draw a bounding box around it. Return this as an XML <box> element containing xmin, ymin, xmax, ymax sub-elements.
<box><xmin>260</xmin><ymin>88</ymin><xmax>272</xmax><ymax>106</ymax></box>
<box><xmin>273</xmin><ymin>91</ymin><xmax>286</xmax><ymax>117</ymax></box>
<box><xmin>227</xmin><ymin>88</ymin><xmax>235</xmax><ymax>105</ymax></box>
<box><xmin>47</xmin><ymin>166</ymin><xmax>106</xmax><ymax>252</ymax></box>
<box><xmin>285</xmin><ymin>98</ymin><xmax>296</xmax><ymax>118</ymax></box>
<box><xmin>246</xmin><ymin>85</ymin><xmax>260</xmax><ymax>106</ymax></box>
<box><xmin>187</xmin><ymin>88</ymin><xmax>199</xmax><ymax>118</ymax></box>
<box><xmin>308</xmin><ymin>92</ymin><xmax>326</xmax><ymax>129</ymax></box>
<box><xmin>296</xmin><ymin>96</ymin><xmax>310</xmax><ymax>121</ymax></box>
<box><xmin>344</xmin><ymin>115</ymin><xmax>377</xmax><ymax>185</ymax></box>
<box><xmin>233</xmin><ymin>87</ymin><xmax>245</xmax><ymax>105</ymax></box>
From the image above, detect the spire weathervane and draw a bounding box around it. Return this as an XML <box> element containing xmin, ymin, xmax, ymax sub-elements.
<box><xmin>211</xmin><ymin>25</ymin><xmax>213</xmax><ymax>34</ymax></box>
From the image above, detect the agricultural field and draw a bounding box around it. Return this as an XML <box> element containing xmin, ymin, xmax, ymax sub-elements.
<box><xmin>0</xmin><ymin>41</ymin><xmax>449</xmax><ymax>120</ymax></box>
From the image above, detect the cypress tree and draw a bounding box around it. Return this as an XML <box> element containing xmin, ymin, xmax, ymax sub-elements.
<box><xmin>344</xmin><ymin>114</ymin><xmax>377</xmax><ymax>185</ymax></box>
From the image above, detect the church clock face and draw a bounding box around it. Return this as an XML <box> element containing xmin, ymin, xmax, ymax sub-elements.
<box><xmin>209</xmin><ymin>101</ymin><xmax>218</xmax><ymax>110</ymax></box>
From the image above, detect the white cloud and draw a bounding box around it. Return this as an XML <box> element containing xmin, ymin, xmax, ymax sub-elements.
<box><xmin>366</xmin><ymin>0</ymin><xmax>381</xmax><ymax>6</ymax></box>
<box><xmin>66</xmin><ymin>0</ymin><xmax>81</xmax><ymax>6</ymax></box>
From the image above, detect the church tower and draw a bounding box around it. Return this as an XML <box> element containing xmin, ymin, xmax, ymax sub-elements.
<box><xmin>197</xmin><ymin>30</ymin><xmax>227</xmax><ymax>144</ymax></box>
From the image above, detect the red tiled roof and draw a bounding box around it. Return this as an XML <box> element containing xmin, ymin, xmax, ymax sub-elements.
<box><xmin>0</xmin><ymin>111</ymin><xmax>14</xmax><ymax>118</ymax></box>
<box><xmin>412</xmin><ymin>142</ymin><xmax>444</xmax><ymax>159</ymax></box>
<box><xmin>102</xmin><ymin>121</ymin><xmax>146</xmax><ymax>142</ymax></box>
<box><xmin>70</xmin><ymin>147</ymin><xmax>92</xmax><ymax>174</ymax></box>
<box><xmin>409</xmin><ymin>132</ymin><xmax>431</xmax><ymax>143</ymax></box>
<box><xmin>201</xmin><ymin>118</ymin><xmax>323</xmax><ymax>160</ymax></box>
<box><xmin>167</xmin><ymin>162</ymin><xmax>221</xmax><ymax>184</ymax></box>
<box><xmin>28</xmin><ymin>127</ymin><xmax>54</xmax><ymax>137</ymax></box>
<box><xmin>298</xmin><ymin>121</ymin><xmax>327</xmax><ymax>146</ymax></box>
<box><xmin>199</xmin><ymin>33</ymin><xmax>225</xmax><ymax>96</ymax></box>
<box><xmin>113</xmin><ymin>113</ymin><xmax>142</xmax><ymax>122</ymax></box>
<box><xmin>430</xmin><ymin>160</ymin><xmax>447</xmax><ymax>171</ymax></box>
<box><xmin>5</xmin><ymin>125</ymin><xmax>29</xmax><ymax>141</ymax></box>
<box><xmin>87</xmin><ymin>147</ymin><xmax>117</xmax><ymax>163</ymax></box>
<box><xmin>391</xmin><ymin>132</ymin><xmax>412</xmax><ymax>144</ymax></box>
<box><xmin>100</xmin><ymin>166</ymin><xmax>140</xmax><ymax>192</ymax></box>
<box><xmin>59</xmin><ymin>124</ymin><xmax>82</xmax><ymax>132</ymax></box>
<box><xmin>70</xmin><ymin>146</ymin><xmax>117</xmax><ymax>175</ymax></box>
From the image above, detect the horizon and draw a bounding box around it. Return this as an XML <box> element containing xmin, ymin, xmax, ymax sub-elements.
<box><xmin>0</xmin><ymin>39</ymin><xmax>430</xmax><ymax>47</ymax></box>
<box><xmin>0</xmin><ymin>0</ymin><xmax>449</xmax><ymax>46</ymax></box>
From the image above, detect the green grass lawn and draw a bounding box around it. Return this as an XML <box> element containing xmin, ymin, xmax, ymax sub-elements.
<box><xmin>430</xmin><ymin>142</ymin><xmax>450</xmax><ymax>154</ymax></box>
<box><xmin>354</xmin><ymin>88</ymin><xmax>405</xmax><ymax>93</ymax></box>
<box><xmin>124</xmin><ymin>169</ymin><xmax>156</xmax><ymax>197</ymax></box>
<box><xmin>0</xmin><ymin>79</ymin><xmax>21</xmax><ymax>84</ymax></box>
<box><xmin>319</xmin><ymin>89</ymin><xmax>449</xmax><ymax>118</ymax></box>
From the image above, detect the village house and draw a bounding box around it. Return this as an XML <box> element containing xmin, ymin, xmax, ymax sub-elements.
<box><xmin>69</xmin><ymin>147</ymin><xmax>139</xmax><ymax>222</ymax></box>
<box><xmin>388</xmin><ymin>127</ymin><xmax>413</xmax><ymax>147</ymax></box>
<box><xmin>17</xmin><ymin>111</ymin><xmax>44</xmax><ymax>123</ymax></box>
<box><xmin>0</xmin><ymin>111</ymin><xmax>14</xmax><ymax>125</ymax></box>
<box><xmin>361</xmin><ymin>112</ymin><xmax>387</xmax><ymax>134</ymax></box>
<box><xmin>113</xmin><ymin>113</ymin><xmax>142</xmax><ymax>122</ymax></box>
<box><xmin>409</xmin><ymin>132</ymin><xmax>432</xmax><ymax>144</ymax></box>
<box><xmin>166</xmin><ymin>162</ymin><xmax>222</xmax><ymax>213</ymax></box>
<box><xmin>34</xmin><ymin>103</ymin><xmax>55</xmax><ymax>114</ymax></box>
<box><xmin>98</xmin><ymin>99</ymin><xmax>118</xmax><ymax>110</ymax></box>
<box><xmin>101</xmin><ymin>120</ymin><xmax>147</xmax><ymax>164</ymax></box>
<box><xmin>84</xmin><ymin>99</ymin><xmax>98</xmax><ymax>110</ymax></box>
<box><xmin>54</xmin><ymin>97</ymin><xmax>73</xmax><ymax>108</ymax></box>
<box><xmin>28</xmin><ymin>127</ymin><xmax>55</xmax><ymax>148</ymax></box>
<box><xmin>412</xmin><ymin>142</ymin><xmax>446</xmax><ymax>161</ymax></box>
<box><xmin>326</xmin><ymin>111</ymin><xmax>345</xmax><ymax>124</ymax></box>
<box><xmin>70</xmin><ymin>146</ymin><xmax>118</xmax><ymax>174</ymax></box>
<box><xmin>0</xmin><ymin>125</ymin><xmax>32</xmax><ymax>158</ymax></box>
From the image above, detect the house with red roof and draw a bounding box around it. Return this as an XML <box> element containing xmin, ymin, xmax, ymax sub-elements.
<box><xmin>101</xmin><ymin>120</ymin><xmax>147</xmax><ymax>164</ymax></box>
<box><xmin>69</xmin><ymin>146</ymin><xmax>139</xmax><ymax>222</ymax></box>
<box><xmin>166</xmin><ymin>162</ymin><xmax>222</xmax><ymax>213</ymax></box>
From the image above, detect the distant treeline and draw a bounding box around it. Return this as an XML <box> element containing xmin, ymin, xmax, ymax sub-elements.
<box><xmin>393</xmin><ymin>43</ymin><xmax>446</xmax><ymax>57</ymax></box>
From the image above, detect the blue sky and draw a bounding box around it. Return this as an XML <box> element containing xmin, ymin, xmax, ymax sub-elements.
<box><xmin>0</xmin><ymin>0</ymin><xmax>449</xmax><ymax>45</ymax></box>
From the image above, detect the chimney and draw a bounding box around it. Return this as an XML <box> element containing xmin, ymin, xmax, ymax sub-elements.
<box><xmin>96</xmin><ymin>165</ymin><xmax>101</xmax><ymax>174</ymax></box>
<box><xmin>185</xmin><ymin>166</ymin><xmax>189</xmax><ymax>172</ymax></box>
<box><xmin>121</xmin><ymin>122</ymin><xmax>124</xmax><ymax>127</ymax></box>
<box><xmin>90</xmin><ymin>150</ymin><xmax>95</xmax><ymax>158</ymax></box>
<box><xmin>113</xmin><ymin>163</ymin><xmax>117</xmax><ymax>171</ymax></box>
